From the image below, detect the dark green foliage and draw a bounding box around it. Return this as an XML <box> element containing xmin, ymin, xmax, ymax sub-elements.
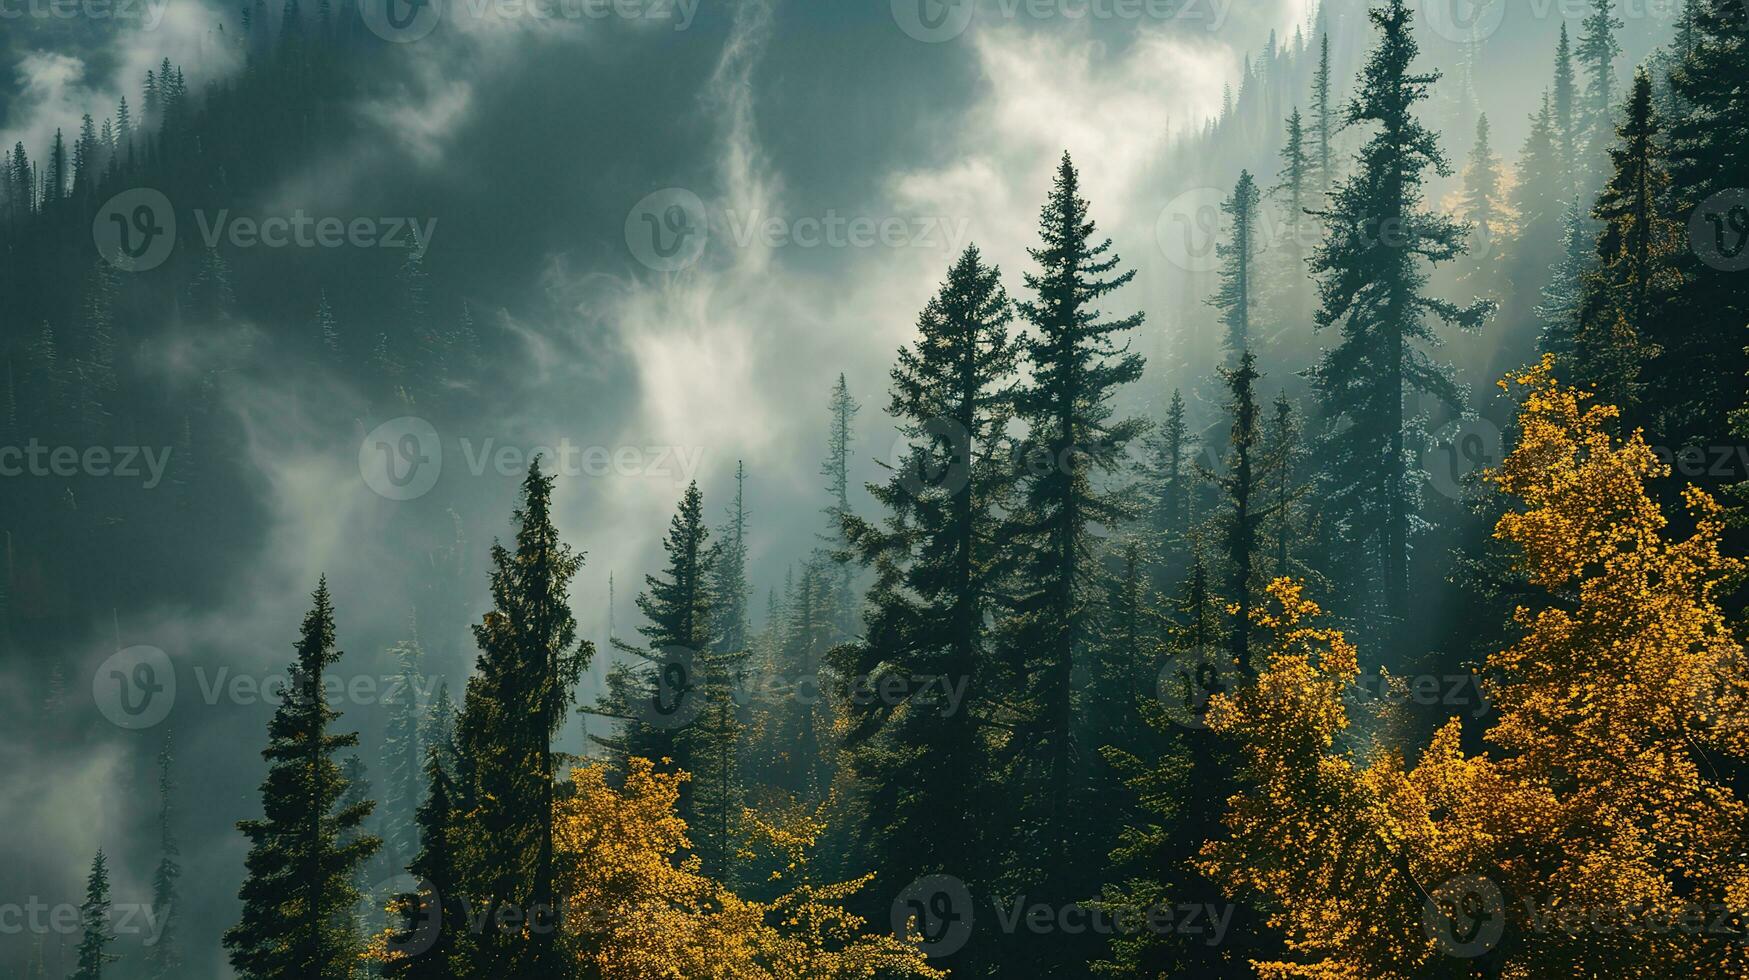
<box><xmin>144</xmin><ymin>733</ymin><xmax>182</xmax><ymax>980</ymax></box>
<box><xmin>1210</xmin><ymin>171</ymin><xmax>1261</xmax><ymax>361</ymax></box>
<box><xmin>456</xmin><ymin>460</ymin><xmax>592</xmax><ymax>979</ymax></box>
<box><xmin>833</xmin><ymin>244</ymin><xmax>1018</xmax><ymax>965</ymax></box>
<box><xmin>72</xmin><ymin>850</ymin><xmax>117</xmax><ymax>980</ymax></box>
<box><xmin>225</xmin><ymin>579</ymin><xmax>381</xmax><ymax>980</ymax></box>
<box><xmin>1307</xmin><ymin>0</ymin><xmax>1492</xmax><ymax>637</ymax></box>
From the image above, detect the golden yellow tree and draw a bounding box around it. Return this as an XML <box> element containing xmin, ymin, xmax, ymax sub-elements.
<box><xmin>552</xmin><ymin>759</ymin><xmax>941</xmax><ymax>980</ymax></box>
<box><xmin>1199</xmin><ymin>358</ymin><xmax>1749</xmax><ymax>978</ymax></box>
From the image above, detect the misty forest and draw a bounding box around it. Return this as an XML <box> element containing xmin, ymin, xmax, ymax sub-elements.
<box><xmin>5</xmin><ymin>0</ymin><xmax>1749</xmax><ymax>976</ymax></box>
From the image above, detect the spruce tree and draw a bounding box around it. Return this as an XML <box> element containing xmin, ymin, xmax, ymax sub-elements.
<box><xmin>1311</xmin><ymin>32</ymin><xmax>1335</xmax><ymax>200</ymax></box>
<box><xmin>1270</xmin><ymin>108</ymin><xmax>1314</xmax><ymax>320</ymax></box>
<box><xmin>593</xmin><ymin>481</ymin><xmax>713</xmax><ymax>778</ymax></box>
<box><xmin>1553</xmin><ymin>24</ymin><xmax>1578</xmax><ymax>193</ymax></box>
<box><xmin>143</xmin><ymin>734</ymin><xmax>182</xmax><ymax>980</ymax></box>
<box><xmin>1137</xmin><ymin>389</ymin><xmax>1195</xmax><ymax>595</ymax></box>
<box><xmin>384</xmin><ymin>750</ymin><xmax>469</xmax><ymax>980</ymax></box>
<box><xmin>1510</xmin><ymin>95</ymin><xmax>1567</xmax><ymax>318</ymax></box>
<box><xmin>72</xmin><ymin>850</ymin><xmax>116</xmax><ymax>980</ymax></box>
<box><xmin>1210</xmin><ymin>171</ymin><xmax>1261</xmax><ymax>361</ymax></box>
<box><xmin>1460</xmin><ymin>113</ymin><xmax>1507</xmax><ymax>291</ymax></box>
<box><xmin>381</xmin><ymin>630</ymin><xmax>424</xmax><ymax>870</ymax></box>
<box><xmin>456</xmin><ymin>460</ymin><xmax>592</xmax><ymax>980</ymax></box>
<box><xmin>820</xmin><ymin>373</ymin><xmax>861</xmax><ymax>640</ymax></box>
<box><xmin>1307</xmin><ymin>0</ymin><xmax>1492</xmax><ymax>638</ymax></box>
<box><xmin>1574</xmin><ymin>69</ymin><xmax>1681</xmax><ymax>421</ymax></box>
<box><xmin>833</xmin><ymin>244</ymin><xmax>1017</xmax><ymax>966</ymax></box>
<box><xmin>1665</xmin><ymin>0</ymin><xmax>1749</xmax><ymax>446</ymax></box>
<box><xmin>225</xmin><ymin>579</ymin><xmax>381</xmax><ymax>980</ymax></box>
<box><xmin>1576</xmin><ymin>0</ymin><xmax>1623</xmax><ymax>186</ymax></box>
<box><xmin>1261</xmin><ymin>394</ymin><xmax>1310</xmax><ymax>583</ymax></box>
<box><xmin>1537</xmin><ymin>197</ymin><xmax>1593</xmax><ymax>365</ymax></box>
<box><xmin>1001</xmin><ymin>151</ymin><xmax>1145</xmax><ymax>970</ymax></box>
<box><xmin>1205</xmin><ymin>351</ymin><xmax>1265</xmax><ymax>676</ymax></box>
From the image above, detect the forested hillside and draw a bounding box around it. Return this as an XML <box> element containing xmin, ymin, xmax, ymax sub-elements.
<box><xmin>5</xmin><ymin>1</ymin><xmax>1748</xmax><ymax>977</ymax></box>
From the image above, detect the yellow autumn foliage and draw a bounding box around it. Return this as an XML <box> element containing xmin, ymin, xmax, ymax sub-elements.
<box><xmin>1200</xmin><ymin>358</ymin><xmax>1749</xmax><ymax>978</ymax></box>
<box><xmin>553</xmin><ymin>758</ymin><xmax>943</xmax><ymax>980</ymax></box>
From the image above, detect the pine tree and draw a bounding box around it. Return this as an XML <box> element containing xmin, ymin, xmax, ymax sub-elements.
<box><xmin>1001</xmin><ymin>151</ymin><xmax>1145</xmax><ymax>971</ymax></box>
<box><xmin>1507</xmin><ymin>93</ymin><xmax>1569</xmax><ymax>358</ymax></box>
<box><xmin>381</xmin><ymin>630</ymin><xmax>424</xmax><ymax>870</ymax></box>
<box><xmin>1262</xmin><ymin>394</ymin><xmax>1310</xmax><ymax>583</ymax></box>
<box><xmin>1460</xmin><ymin>113</ymin><xmax>1507</xmax><ymax>290</ymax></box>
<box><xmin>383</xmin><ymin>750</ymin><xmax>469</xmax><ymax>980</ymax></box>
<box><xmin>72</xmin><ymin>850</ymin><xmax>117</xmax><ymax>980</ymax></box>
<box><xmin>833</xmin><ymin>244</ymin><xmax>1017</xmax><ymax>967</ymax></box>
<box><xmin>456</xmin><ymin>459</ymin><xmax>592</xmax><ymax>980</ymax></box>
<box><xmin>1210</xmin><ymin>171</ymin><xmax>1261</xmax><ymax>361</ymax></box>
<box><xmin>593</xmin><ymin>481</ymin><xmax>713</xmax><ymax>784</ymax></box>
<box><xmin>1553</xmin><ymin>24</ymin><xmax>1579</xmax><ymax>193</ymax></box>
<box><xmin>710</xmin><ymin>461</ymin><xmax>751</xmax><ymax>656</ymax></box>
<box><xmin>1666</xmin><ymin>0</ymin><xmax>1749</xmax><ymax>446</ymax></box>
<box><xmin>820</xmin><ymin>374</ymin><xmax>861</xmax><ymax>641</ymax></box>
<box><xmin>1308</xmin><ymin>0</ymin><xmax>1492</xmax><ymax>638</ymax></box>
<box><xmin>1536</xmin><ymin>197</ymin><xmax>1593</xmax><ymax>366</ymax></box>
<box><xmin>1137</xmin><ymin>390</ymin><xmax>1195</xmax><ymax>594</ymax></box>
<box><xmin>1205</xmin><ymin>351</ymin><xmax>1265</xmax><ymax>676</ymax></box>
<box><xmin>1312</xmin><ymin>32</ymin><xmax>1335</xmax><ymax>199</ymax></box>
<box><xmin>1576</xmin><ymin>0</ymin><xmax>1624</xmax><ymax>186</ymax></box>
<box><xmin>1270</xmin><ymin>108</ymin><xmax>1315</xmax><ymax>321</ymax></box>
<box><xmin>1574</xmin><ymin>70</ymin><xmax>1681</xmax><ymax>419</ymax></box>
<box><xmin>225</xmin><ymin>579</ymin><xmax>381</xmax><ymax>980</ymax></box>
<box><xmin>143</xmin><ymin>733</ymin><xmax>182</xmax><ymax>980</ymax></box>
